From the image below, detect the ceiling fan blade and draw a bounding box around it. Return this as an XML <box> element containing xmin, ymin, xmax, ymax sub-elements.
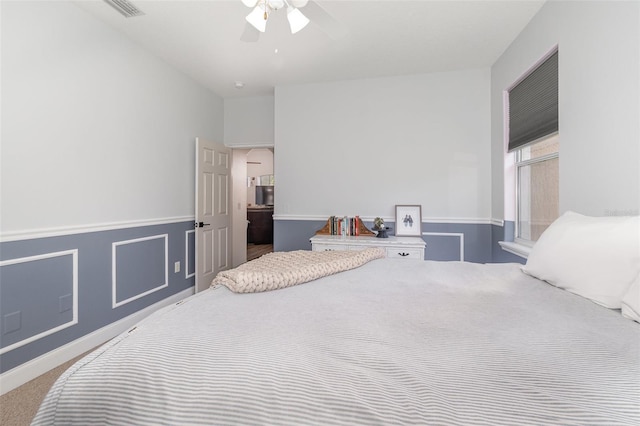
<box><xmin>290</xmin><ymin>0</ymin><xmax>309</xmax><ymax>7</ymax></box>
<box><xmin>240</xmin><ymin>21</ymin><xmax>261</xmax><ymax>42</ymax></box>
<box><xmin>303</xmin><ymin>0</ymin><xmax>347</xmax><ymax>40</ymax></box>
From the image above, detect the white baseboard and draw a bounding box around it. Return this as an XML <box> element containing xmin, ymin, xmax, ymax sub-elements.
<box><xmin>0</xmin><ymin>288</ymin><xmax>194</xmax><ymax>395</ymax></box>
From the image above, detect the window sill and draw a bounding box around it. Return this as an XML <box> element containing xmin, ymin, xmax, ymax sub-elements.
<box><xmin>498</xmin><ymin>241</ymin><xmax>532</xmax><ymax>259</ymax></box>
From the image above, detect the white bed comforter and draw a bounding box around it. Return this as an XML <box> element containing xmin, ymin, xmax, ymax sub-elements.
<box><xmin>33</xmin><ymin>259</ymin><xmax>640</xmax><ymax>425</ymax></box>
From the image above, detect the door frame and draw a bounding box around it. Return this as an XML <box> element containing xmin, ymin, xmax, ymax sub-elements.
<box><xmin>230</xmin><ymin>146</ymin><xmax>275</xmax><ymax>267</ymax></box>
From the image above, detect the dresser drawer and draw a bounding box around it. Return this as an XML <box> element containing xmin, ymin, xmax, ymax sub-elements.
<box><xmin>310</xmin><ymin>235</ymin><xmax>425</xmax><ymax>260</ymax></box>
<box><xmin>312</xmin><ymin>244</ymin><xmax>347</xmax><ymax>252</ymax></box>
<box><xmin>346</xmin><ymin>245</ymin><xmax>373</xmax><ymax>251</ymax></box>
<box><xmin>385</xmin><ymin>248</ymin><xmax>423</xmax><ymax>260</ymax></box>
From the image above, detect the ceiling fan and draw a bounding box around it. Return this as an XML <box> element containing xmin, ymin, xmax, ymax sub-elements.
<box><xmin>240</xmin><ymin>0</ymin><xmax>345</xmax><ymax>41</ymax></box>
<box><xmin>242</xmin><ymin>0</ymin><xmax>309</xmax><ymax>34</ymax></box>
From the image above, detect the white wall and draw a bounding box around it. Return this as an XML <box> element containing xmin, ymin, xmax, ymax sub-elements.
<box><xmin>274</xmin><ymin>69</ymin><xmax>491</xmax><ymax>221</ymax></box>
<box><xmin>1</xmin><ymin>1</ymin><xmax>224</xmax><ymax>235</ymax></box>
<box><xmin>224</xmin><ymin>96</ymin><xmax>274</xmax><ymax>147</ymax></box>
<box><xmin>491</xmin><ymin>0</ymin><xmax>640</xmax><ymax>220</ymax></box>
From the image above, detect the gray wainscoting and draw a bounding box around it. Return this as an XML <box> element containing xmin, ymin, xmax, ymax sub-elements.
<box><xmin>491</xmin><ymin>221</ymin><xmax>525</xmax><ymax>264</ymax></box>
<box><xmin>274</xmin><ymin>220</ymin><xmax>328</xmax><ymax>252</ymax></box>
<box><xmin>275</xmin><ymin>219</ymin><xmax>509</xmax><ymax>264</ymax></box>
<box><xmin>0</xmin><ymin>221</ymin><xmax>195</xmax><ymax>373</ymax></box>
<box><xmin>422</xmin><ymin>222</ymin><xmax>492</xmax><ymax>263</ymax></box>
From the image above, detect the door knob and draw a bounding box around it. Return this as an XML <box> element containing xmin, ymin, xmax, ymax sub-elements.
<box><xmin>195</xmin><ymin>222</ymin><xmax>211</xmax><ymax>228</ymax></box>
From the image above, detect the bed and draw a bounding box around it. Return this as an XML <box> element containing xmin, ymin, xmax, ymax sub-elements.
<box><xmin>32</xmin><ymin>212</ymin><xmax>640</xmax><ymax>425</ymax></box>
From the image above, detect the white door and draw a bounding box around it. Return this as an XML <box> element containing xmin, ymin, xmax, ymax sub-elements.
<box><xmin>195</xmin><ymin>138</ymin><xmax>232</xmax><ymax>293</ymax></box>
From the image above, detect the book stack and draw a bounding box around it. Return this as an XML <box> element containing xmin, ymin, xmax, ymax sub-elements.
<box><xmin>315</xmin><ymin>216</ymin><xmax>375</xmax><ymax>236</ymax></box>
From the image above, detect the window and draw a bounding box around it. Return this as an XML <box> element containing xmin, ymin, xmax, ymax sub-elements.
<box><xmin>507</xmin><ymin>49</ymin><xmax>558</xmax><ymax>246</ymax></box>
<box><xmin>515</xmin><ymin>134</ymin><xmax>558</xmax><ymax>243</ymax></box>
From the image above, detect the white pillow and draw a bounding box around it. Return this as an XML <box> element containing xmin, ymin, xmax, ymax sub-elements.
<box><xmin>621</xmin><ymin>274</ymin><xmax>640</xmax><ymax>322</ymax></box>
<box><xmin>522</xmin><ymin>211</ymin><xmax>640</xmax><ymax>309</ymax></box>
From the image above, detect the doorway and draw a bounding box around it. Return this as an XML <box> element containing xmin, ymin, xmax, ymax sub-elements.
<box><xmin>231</xmin><ymin>148</ymin><xmax>274</xmax><ymax>265</ymax></box>
<box><xmin>246</xmin><ymin>149</ymin><xmax>274</xmax><ymax>260</ymax></box>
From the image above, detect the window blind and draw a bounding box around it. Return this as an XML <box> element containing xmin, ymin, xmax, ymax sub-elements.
<box><xmin>508</xmin><ymin>51</ymin><xmax>558</xmax><ymax>152</ymax></box>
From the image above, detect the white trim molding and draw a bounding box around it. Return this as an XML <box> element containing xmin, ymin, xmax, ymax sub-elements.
<box><xmin>185</xmin><ymin>229</ymin><xmax>195</xmax><ymax>279</ymax></box>
<box><xmin>0</xmin><ymin>216</ymin><xmax>194</xmax><ymax>242</ymax></box>
<box><xmin>226</xmin><ymin>143</ymin><xmax>274</xmax><ymax>149</ymax></box>
<box><xmin>491</xmin><ymin>218</ymin><xmax>505</xmax><ymax>227</ymax></box>
<box><xmin>422</xmin><ymin>232</ymin><xmax>465</xmax><ymax>261</ymax></box>
<box><xmin>273</xmin><ymin>214</ymin><xmax>493</xmax><ymax>225</ymax></box>
<box><xmin>422</xmin><ymin>218</ymin><xmax>492</xmax><ymax>225</ymax></box>
<box><xmin>112</xmin><ymin>234</ymin><xmax>169</xmax><ymax>309</ymax></box>
<box><xmin>274</xmin><ymin>214</ymin><xmax>340</xmax><ymax>221</ymax></box>
<box><xmin>499</xmin><ymin>241</ymin><xmax>532</xmax><ymax>259</ymax></box>
<box><xmin>0</xmin><ymin>288</ymin><xmax>194</xmax><ymax>396</ymax></box>
<box><xmin>0</xmin><ymin>250</ymin><xmax>79</xmax><ymax>355</ymax></box>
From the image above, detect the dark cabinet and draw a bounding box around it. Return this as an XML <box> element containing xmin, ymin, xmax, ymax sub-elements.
<box><xmin>247</xmin><ymin>208</ymin><xmax>273</xmax><ymax>244</ymax></box>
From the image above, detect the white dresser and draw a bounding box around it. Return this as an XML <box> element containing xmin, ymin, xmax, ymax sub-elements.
<box><xmin>310</xmin><ymin>235</ymin><xmax>425</xmax><ymax>260</ymax></box>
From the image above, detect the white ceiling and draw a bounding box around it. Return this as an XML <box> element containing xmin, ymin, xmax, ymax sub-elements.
<box><xmin>73</xmin><ymin>0</ymin><xmax>546</xmax><ymax>98</ymax></box>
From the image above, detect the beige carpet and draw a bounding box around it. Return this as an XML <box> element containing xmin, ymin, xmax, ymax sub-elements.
<box><xmin>0</xmin><ymin>350</ymin><xmax>93</xmax><ymax>426</ymax></box>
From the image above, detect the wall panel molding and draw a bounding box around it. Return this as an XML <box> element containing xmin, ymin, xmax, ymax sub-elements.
<box><xmin>275</xmin><ymin>218</ymin><xmax>492</xmax><ymax>263</ymax></box>
<box><xmin>112</xmin><ymin>235</ymin><xmax>168</xmax><ymax>309</ymax></box>
<box><xmin>185</xmin><ymin>230</ymin><xmax>195</xmax><ymax>279</ymax></box>
<box><xmin>1</xmin><ymin>220</ymin><xmax>194</xmax><ymax>385</ymax></box>
<box><xmin>0</xmin><ymin>288</ymin><xmax>193</xmax><ymax>395</ymax></box>
<box><xmin>0</xmin><ymin>250</ymin><xmax>78</xmax><ymax>355</ymax></box>
<box><xmin>422</xmin><ymin>232</ymin><xmax>465</xmax><ymax>261</ymax></box>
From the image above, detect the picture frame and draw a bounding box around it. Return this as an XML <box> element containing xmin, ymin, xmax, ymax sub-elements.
<box><xmin>395</xmin><ymin>205</ymin><xmax>422</xmax><ymax>236</ymax></box>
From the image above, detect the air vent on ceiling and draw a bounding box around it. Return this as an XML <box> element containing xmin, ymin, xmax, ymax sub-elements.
<box><xmin>103</xmin><ymin>0</ymin><xmax>145</xmax><ymax>18</ymax></box>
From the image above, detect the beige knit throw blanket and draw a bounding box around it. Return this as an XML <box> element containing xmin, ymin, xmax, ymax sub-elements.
<box><xmin>211</xmin><ymin>247</ymin><xmax>386</xmax><ymax>293</ymax></box>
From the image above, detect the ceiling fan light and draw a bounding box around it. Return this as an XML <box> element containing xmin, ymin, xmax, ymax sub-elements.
<box><xmin>287</xmin><ymin>7</ymin><xmax>309</xmax><ymax>34</ymax></box>
<box><xmin>246</xmin><ymin>5</ymin><xmax>267</xmax><ymax>32</ymax></box>
<box><xmin>241</xmin><ymin>0</ymin><xmax>257</xmax><ymax>7</ymax></box>
<box><xmin>270</xmin><ymin>0</ymin><xmax>285</xmax><ymax>10</ymax></box>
